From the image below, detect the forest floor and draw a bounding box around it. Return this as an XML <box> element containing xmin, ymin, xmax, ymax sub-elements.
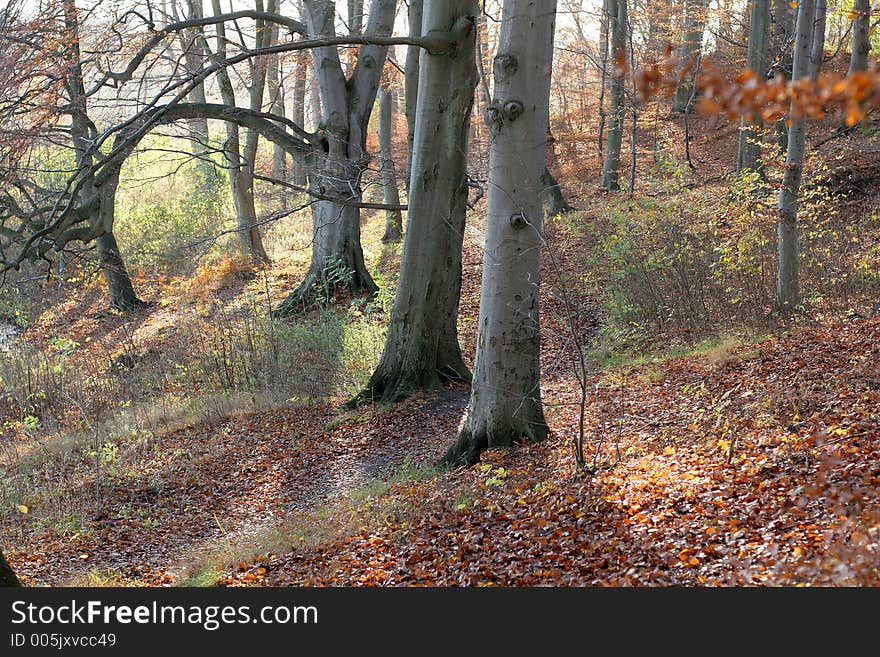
<box><xmin>2</xmin><ymin>113</ymin><xmax>879</xmax><ymax>587</ymax></box>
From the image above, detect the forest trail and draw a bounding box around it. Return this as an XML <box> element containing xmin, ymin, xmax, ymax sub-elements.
<box><xmin>5</xmin><ymin>309</ymin><xmax>877</xmax><ymax>586</ymax></box>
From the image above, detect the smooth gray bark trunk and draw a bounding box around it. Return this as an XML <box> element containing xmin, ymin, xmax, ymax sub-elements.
<box><xmin>274</xmin><ymin>0</ymin><xmax>395</xmax><ymax>315</ymax></box>
<box><xmin>600</xmin><ymin>0</ymin><xmax>625</xmax><ymax>191</ymax></box>
<box><xmin>809</xmin><ymin>0</ymin><xmax>827</xmax><ymax>82</ymax></box>
<box><xmin>773</xmin><ymin>0</ymin><xmax>795</xmax><ymax>151</ymax></box>
<box><xmin>737</xmin><ymin>0</ymin><xmax>771</xmax><ymax>175</ymax></box>
<box><xmin>405</xmin><ymin>0</ymin><xmax>423</xmax><ymax>187</ymax></box>
<box><xmin>444</xmin><ymin>0</ymin><xmax>557</xmax><ymax>466</ymax></box>
<box><xmin>354</xmin><ymin>0</ymin><xmax>478</xmax><ymax>405</ymax></box>
<box><xmin>211</xmin><ymin>0</ymin><xmax>271</xmax><ymax>263</ymax></box>
<box><xmin>290</xmin><ymin>55</ymin><xmax>308</xmax><ymax>185</ymax></box>
<box><xmin>597</xmin><ymin>0</ymin><xmax>610</xmax><ymax>157</ymax></box>
<box><xmin>378</xmin><ymin>85</ymin><xmax>403</xmax><ymax>243</ymax></box>
<box><xmin>841</xmin><ymin>0</ymin><xmax>871</xmax><ymax>129</ymax></box>
<box><xmin>672</xmin><ymin>0</ymin><xmax>707</xmax><ymax>113</ymax></box>
<box><xmin>267</xmin><ymin>24</ymin><xmax>287</xmax><ymax>182</ymax></box>
<box><xmin>178</xmin><ymin>0</ymin><xmax>210</xmax><ymax>160</ymax></box>
<box><xmin>848</xmin><ymin>0</ymin><xmax>871</xmax><ymax>75</ymax></box>
<box><xmin>0</xmin><ymin>548</ymin><xmax>20</xmax><ymax>587</ymax></box>
<box><xmin>777</xmin><ymin>0</ymin><xmax>816</xmax><ymax>312</ymax></box>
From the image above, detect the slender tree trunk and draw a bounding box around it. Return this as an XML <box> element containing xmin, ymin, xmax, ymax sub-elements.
<box><xmin>405</xmin><ymin>0</ymin><xmax>423</xmax><ymax>187</ymax></box>
<box><xmin>354</xmin><ymin>0</ymin><xmax>478</xmax><ymax>404</ymax></box>
<box><xmin>601</xmin><ymin>0</ymin><xmax>625</xmax><ymax>191</ymax></box>
<box><xmin>379</xmin><ymin>85</ymin><xmax>403</xmax><ymax>243</ymax></box>
<box><xmin>777</xmin><ymin>0</ymin><xmax>816</xmax><ymax>312</ymax></box>
<box><xmin>737</xmin><ymin>0</ymin><xmax>771</xmax><ymax>175</ymax></box>
<box><xmin>597</xmin><ymin>0</ymin><xmax>610</xmax><ymax>158</ymax></box>
<box><xmin>211</xmin><ymin>0</ymin><xmax>271</xmax><ymax>264</ymax></box>
<box><xmin>840</xmin><ymin>0</ymin><xmax>871</xmax><ymax>129</ymax></box>
<box><xmin>0</xmin><ymin>548</ymin><xmax>20</xmax><ymax>587</ymax></box>
<box><xmin>291</xmin><ymin>55</ymin><xmax>308</xmax><ymax>185</ymax></box>
<box><xmin>773</xmin><ymin>0</ymin><xmax>795</xmax><ymax>151</ymax></box>
<box><xmin>275</xmin><ymin>0</ymin><xmax>395</xmax><ymax>315</ymax></box>
<box><xmin>174</xmin><ymin>0</ymin><xmax>210</xmax><ymax>162</ymax></box>
<box><xmin>672</xmin><ymin>0</ymin><xmax>707</xmax><ymax>113</ymax></box>
<box><xmin>848</xmin><ymin>0</ymin><xmax>871</xmax><ymax>75</ymax></box>
<box><xmin>443</xmin><ymin>0</ymin><xmax>557</xmax><ymax>466</ymax></box>
<box><xmin>308</xmin><ymin>57</ymin><xmax>322</xmax><ymax>130</ymax></box>
<box><xmin>266</xmin><ymin>25</ymin><xmax>287</xmax><ymax>182</ymax></box>
<box><xmin>809</xmin><ymin>0</ymin><xmax>827</xmax><ymax>82</ymax></box>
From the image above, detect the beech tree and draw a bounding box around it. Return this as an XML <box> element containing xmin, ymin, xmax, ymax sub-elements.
<box><xmin>777</xmin><ymin>0</ymin><xmax>823</xmax><ymax>311</ymax></box>
<box><xmin>210</xmin><ymin>0</ymin><xmax>274</xmax><ymax>264</ymax></box>
<box><xmin>444</xmin><ymin>0</ymin><xmax>557</xmax><ymax>466</ymax></box>
<box><xmin>405</xmin><ymin>0</ymin><xmax>423</xmax><ymax>184</ymax></box>
<box><xmin>378</xmin><ymin>83</ymin><xmax>403</xmax><ymax>243</ymax></box>
<box><xmin>0</xmin><ymin>548</ymin><xmax>20</xmax><ymax>587</ymax></box>
<box><xmin>772</xmin><ymin>0</ymin><xmax>795</xmax><ymax>151</ymax></box>
<box><xmin>848</xmin><ymin>0</ymin><xmax>871</xmax><ymax>76</ymax></box>
<box><xmin>274</xmin><ymin>0</ymin><xmax>397</xmax><ymax>315</ymax></box>
<box><xmin>63</xmin><ymin>0</ymin><xmax>146</xmax><ymax>311</ymax></box>
<box><xmin>737</xmin><ymin>0</ymin><xmax>771</xmax><ymax>176</ymax></box>
<box><xmin>600</xmin><ymin>0</ymin><xmax>626</xmax><ymax>191</ymax></box>
<box><xmin>672</xmin><ymin>0</ymin><xmax>707</xmax><ymax>114</ymax></box>
<box><xmin>355</xmin><ymin>0</ymin><xmax>478</xmax><ymax>404</ymax></box>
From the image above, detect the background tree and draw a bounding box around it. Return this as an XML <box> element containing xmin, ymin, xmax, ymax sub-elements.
<box><xmin>274</xmin><ymin>0</ymin><xmax>396</xmax><ymax>315</ymax></box>
<box><xmin>672</xmin><ymin>0</ymin><xmax>708</xmax><ymax>114</ymax></box>
<box><xmin>63</xmin><ymin>0</ymin><xmax>146</xmax><ymax>311</ymax></box>
<box><xmin>378</xmin><ymin>81</ymin><xmax>403</xmax><ymax>243</ymax></box>
<box><xmin>405</xmin><ymin>0</ymin><xmax>423</xmax><ymax>185</ymax></box>
<box><xmin>444</xmin><ymin>0</ymin><xmax>557</xmax><ymax>466</ymax></box>
<box><xmin>848</xmin><ymin>0</ymin><xmax>871</xmax><ymax>75</ymax></box>
<box><xmin>210</xmin><ymin>0</ymin><xmax>274</xmax><ymax>264</ymax></box>
<box><xmin>737</xmin><ymin>0</ymin><xmax>771</xmax><ymax>176</ymax></box>
<box><xmin>777</xmin><ymin>0</ymin><xmax>820</xmax><ymax>311</ymax></box>
<box><xmin>600</xmin><ymin>0</ymin><xmax>626</xmax><ymax>191</ymax></box>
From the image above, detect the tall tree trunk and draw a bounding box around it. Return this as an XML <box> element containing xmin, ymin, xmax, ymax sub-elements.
<box><xmin>0</xmin><ymin>548</ymin><xmax>20</xmax><ymax>587</ymax></box>
<box><xmin>737</xmin><ymin>0</ymin><xmax>771</xmax><ymax>175</ymax></box>
<box><xmin>274</xmin><ymin>0</ymin><xmax>395</xmax><ymax>315</ymax></box>
<box><xmin>354</xmin><ymin>0</ymin><xmax>477</xmax><ymax>405</ymax></box>
<box><xmin>63</xmin><ymin>0</ymin><xmax>144</xmax><ymax>311</ymax></box>
<box><xmin>840</xmin><ymin>0</ymin><xmax>871</xmax><ymax>129</ymax></box>
<box><xmin>773</xmin><ymin>0</ymin><xmax>795</xmax><ymax>151</ymax></box>
<box><xmin>672</xmin><ymin>0</ymin><xmax>707</xmax><ymax>113</ymax></box>
<box><xmin>308</xmin><ymin>56</ymin><xmax>322</xmax><ymax>130</ymax></box>
<box><xmin>180</xmin><ymin>0</ymin><xmax>210</xmax><ymax>161</ymax></box>
<box><xmin>266</xmin><ymin>25</ymin><xmax>287</xmax><ymax>182</ymax></box>
<box><xmin>443</xmin><ymin>0</ymin><xmax>557</xmax><ymax>467</ymax></box>
<box><xmin>848</xmin><ymin>0</ymin><xmax>871</xmax><ymax>75</ymax></box>
<box><xmin>405</xmin><ymin>0</ymin><xmax>423</xmax><ymax>187</ymax></box>
<box><xmin>211</xmin><ymin>0</ymin><xmax>271</xmax><ymax>264</ymax></box>
<box><xmin>379</xmin><ymin>85</ymin><xmax>403</xmax><ymax>243</ymax></box>
<box><xmin>597</xmin><ymin>0</ymin><xmax>610</xmax><ymax>157</ymax></box>
<box><xmin>809</xmin><ymin>0</ymin><xmax>827</xmax><ymax>82</ymax></box>
<box><xmin>290</xmin><ymin>54</ymin><xmax>308</xmax><ymax>185</ymax></box>
<box><xmin>600</xmin><ymin>0</ymin><xmax>625</xmax><ymax>191</ymax></box>
<box><xmin>777</xmin><ymin>0</ymin><xmax>816</xmax><ymax>312</ymax></box>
